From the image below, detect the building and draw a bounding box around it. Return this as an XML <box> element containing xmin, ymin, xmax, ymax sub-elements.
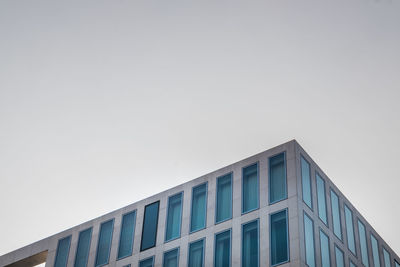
<box><xmin>0</xmin><ymin>140</ymin><xmax>399</xmax><ymax>267</ymax></box>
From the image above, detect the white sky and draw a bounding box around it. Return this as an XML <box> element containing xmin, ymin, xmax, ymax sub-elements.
<box><xmin>1</xmin><ymin>0</ymin><xmax>399</xmax><ymax>257</ymax></box>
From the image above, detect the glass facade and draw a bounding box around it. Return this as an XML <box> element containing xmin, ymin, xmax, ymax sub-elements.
<box><xmin>319</xmin><ymin>230</ymin><xmax>330</xmax><ymax>267</ymax></box>
<box><xmin>330</xmin><ymin>189</ymin><xmax>342</xmax><ymax>240</ymax></box>
<box><xmin>301</xmin><ymin>156</ymin><xmax>312</xmax><ymax>209</ymax></box>
<box><xmin>242</xmin><ymin>220</ymin><xmax>259</xmax><ymax>267</ymax></box>
<box><xmin>165</xmin><ymin>192</ymin><xmax>183</xmax><ymax>242</ymax></box>
<box><xmin>335</xmin><ymin>246</ymin><xmax>344</xmax><ymax>267</ymax></box>
<box><xmin>118</xmin><ymin>211</ymin><xmax>136</xmax><ymax>259</ymax></box>
<box><xmin>383</xmin><ymin>248</ymin><xmax>391</xmax><ymax>267</ymax></box>
<box><xmin>242</xmin><ymin>163</ymin><xmax>258</xmax><ymax>213</ymax></box>
<box><xmin>188</xmin><ymin>239</ymin><xmax>204</xmax><ymax>267</ymax></box>
<box><xmin>54</xmin><ymin>236</ymin><xmax>71</xmax><ymax>267</ymax></box>
<box><xmin>215</xmin><ymin>229</ymin><xmax>231</xmax><ymax>267</ymax></box>
<box><xmin>371</xmin><ymin>234</ymin><xmax>381</xmax><ymax>267</ymax></box>
<box><xmin>139</xmin><ymin>257</ymin><xmax>154</xmax><ymax>267</ymax></box>
<box><xmin>304</xmin><ymin>213</ymin><xmax>315</xmax><ymax>267</ymax></box>
<box><xmin>216</xmin><ymin>173</ymin><xmax>232</xmax><ymax>223</ymax></box>
<box><xmin>270</xmin><ymin>209</ymin><xmax>289</xmax><ymax>266</ymax></box>
<box><xmin>344</xmin><ymin>205</ymin><xmax>356</xmax><ymax>255</ymax></box>
<box><xmin>269</xmin><ymin>153</ymin><xmax>287</xmax><ymax>203</ymax></box>
<box><xmin>316</xmin><ymin>173</ymin><xmax>328</xmax><ymax>225</ymax></box>
<box><xmin>163</xmin><ymin>248</ymin><xmax>179</xmax><ymax>267</ymax></box>
<box><xmin>95</xmin><ymin>219</ymin><xmax>114</xmax><ymax>267</ymax></box>
<box><xmin>141</xmin><ymin>201</ymin><xmax>160</xmax><ymax>251</ymax></box>
<box><xmin>190</xmin><ymin>183</ymin><xmax>207</xmax><ymax>232</ymax></box>
<box><xmin>74</xmin><ymin>228</ymin><xmax>92</xmax><ymax>267</ymax></box>
<box><xmin>358</xmin><ymin>220</ymin><xmax>370</xmax><ymax>267</ymax></box>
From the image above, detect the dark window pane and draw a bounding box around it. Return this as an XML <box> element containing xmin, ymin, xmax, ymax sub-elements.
<box><xmin>242</xmin><ymin>163</ymin><xmax>258</xmax><ymax>213</ymax></box>
<box><xmin>215</xmin><ymin>229</ymin><xmax>231</xmax><ymax>267</ymax></box>
<box><xmin>141</xmin><ymin>201</ymin><xmax>160</xmax><ymax>251</ymax></box>
<box><xmin>165</xmin><ymin>193</ymin><xmax>183</xmax><ymax>241</ymax></box>
<box><xmin>188</xmin><ymin>239</ymin><xmax>204</xmax><ymax>267</ymax></box>
<box><xmin>118</xmin><ymin>210</ymin><xmax>136</xmax><ymax>259</ymax></box>
<box><xmin>74</xmin><ymin>228</ymin><xmax>92</xmax><ymax>267</ymax></box>
<box><xmin>163</xmin><ymin>248</ymin><xmax>179</xmax><ymax>267</ymax></box>
<box><xmin>216</xmin><ymin>173</ymin><xmax>232</xmax><ymax>222</ymax></box>
<box><xmin>270</xmin><ymin>209</ymin><xmax>289</xmax><ymax>265</ymax></box>
<box><xmin>242</xmin><ymin>220</ymin><xmax>259</xmax><ymax>267</ymax></box>
<box><xmin>190</xmin><ymin>183</ymin><xmax>207</xmax><ymax>232</ymax></box>
<box><xmin>55</xmin><ymin>236</ymin><xmax>71</xmax><ymax>267</ymax></box>
<box><xmin>269</xmin><ymin>153</ymin><xmax>287</xmax><ymax>203</ymax></box>
<box><xmin>139</xmin><ymin>257</ymin><xmax>154</xmax><ymax>267</ymax></box>
<box><xmin>95</xmin><ymin>219</ymin><xmax>114</xmax><ymax>267</ymax></box>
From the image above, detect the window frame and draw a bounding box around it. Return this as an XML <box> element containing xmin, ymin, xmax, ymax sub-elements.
<box><xmin>140</xmin><ymin>201</ymin><xmax>160</xmax><ymax>252</ymax></box>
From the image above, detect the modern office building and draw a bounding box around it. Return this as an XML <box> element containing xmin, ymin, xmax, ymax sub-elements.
<box><xmin>0</xmin><ymin>140</ymin><xmax>399</xmax><ymax>267</ymax></box>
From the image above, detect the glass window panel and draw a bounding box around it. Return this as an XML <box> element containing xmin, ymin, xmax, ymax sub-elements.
<box><xmin>242</xmin><ymin>163</ymin><xmax>258</xmax><ymax>213</ymax></box>
<box><xmin>319</xmin><ymin>230</ymin><xmax>330</xmax><ymax>267</ymax></box>
<box><xmin>270</xmin><ymin>209</ymin><xmax>289</xmax><ymax>266</ymax></box>
<box><xmin>316</xmin><ymin>173</ymin><xmax>328</xmax><ymax>225</ymax></box>
<box><xmin>190</xmin><ymin>183</ymin><xmax>207</xmax><ymax>232</ymax></box>
<box><xmin>118</xmin><ymin>211</ymin><xmax>136</xmax><ymax>259</ymax></box>
<box><xmin>139</xmin><ymin>257</ymin><xmax>154</xmax><ymax>267</ymax></box>
<box><xmin>301</xmin><ymin>156</ymin><xmax>312</xmax><ymax>209</ymax></box>
<box><xmin>165</xmin><ymin>192</ymin><xmax>183</xmax><ymax>241</ymax></box>
<box><xmin>304</xmin><ymin>213</ymin><xmax>315</xmax><ymax>267</ymax></box>
<box><xmin>216</xmin><ymin>173</ymin><xmax>232</xmax><ymax>223</ymax></box>
<box><xmin>242</xmin><ymin>220</ymin><xmax>259</xmax><ymax>267</ymax></box>
<box><xmin>55</xmin><ymin>236</ymin><xmax>71</xmax><ymax>267</ymax></box>
<box><xmin>269</xmin><ymin>153</ymin><xmax>287</xmax><ymax>203</ymax></box>
<box><xmin>383</xmin><ymin>248</ymin><xmax>391</xmax><ymax>267</ymax></box>
<box><xmin>215</xmin><ymin>229</ymin><xmax>231</xmax><ymax>267</ymax></box>
<box><xmin>74</xmin><ymin>228</ymin><xmax>92</xmax><ymax>267</ymax></box>
<box><xmin>344</xmin><ymin>205</ymin><xmax>356</xmax><ymax>255</ymax></box>
<box><xmin>358</xmin><ymin>220</ymin><xmax>370</xmax><ymax>267</ymax></box>
<box><xmin>395</xmin><ymin>260</ymin><xmax>400</xmax><ymax>267</ymax></box>
<box><xmin>163</xmin><ymin>248</ymin><xmax>179</xmax><ymax>267</ymax></box>
<box><xmin>141</xmin><ymin>201</ymin><xmax>160</xmax><ymax>251</ymax></box>
<box><xmin>350</xmin><ymin>261</ymin><xmax>357</xmax><ymax>267</ymax></box>
<box><xmin>371</xmin><ymin>234</ymin><xmax>381</xmax><ymax>267</ymax></box>
<box><xmin>95</xmin><ymin>219</ymin><xmax>114</xmax><ymax>267</ymax></box>
<box><xmin>335</xmin><ymin>246</ymin><xmax>344</xmax><ymax>267</ymax></box>
<box><xmin>188</xmin><ymin>239</ymin><xmax>204</xmax><ymax>267</ymax></box>
<box><xmin>330</xmin><ymin>190</ymin><xmax>342</xmax><ymax>240</ymax></box>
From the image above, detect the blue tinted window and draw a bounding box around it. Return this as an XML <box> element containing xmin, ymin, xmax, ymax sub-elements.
<box><xmin>344</xmin><ymin>205</ymin><xmax>356</xmax><ymax>255</ymax></box>
<box><xmin>330</xmin><ymin>190</ymin><xmax>342</xmax><ymax>240</ymax></box>
<box><xmin>118</xmin><ymin>211</ymin><xmax>136</xmax><ymax>259</ymax></box>
<box><xmin>190</xmin><ymin>183</ymin><xmax>207</xmax><ymax>232</ymax></box>
<box><xmin>335</xmin><ymin>246</ymin><xmax>344</xmax><ymax>267</ymax></box>
<box><xmin>301</xmin><ymin>156</ymin><xmax>312</xmax><ymax>209</ymax></box>
<box><xmin>242</xmin><ymin>163</ymin><xmax>258</xmax><ymax>213</ymax></box>
<box><xmin>269</xmin><ymin>153</ymin><xmax>287</xmax><ymax>203</ymax></box>
<box><xmin>188</xmin><ymin>239</ymin><xmax>204</xmax><ymax>267</ymax></box>
<box><xmin>163</xmin><ymin>248</ymin><xmax>179</xmax><ymax>267</ymax></box>
<box><xmin>304</xmin><ymin>213</ymin><xmax>315</xmax><ymax>267</ymax></box>
<box><xmin>319</xmin><ymin>230</ymin><xmax>330</xmax><ymax>267</ymax></box>
<box><xmin>95</xmin><ymin>219</ymin><xmax>114</xmax><ymax>267</ymax></box>
<box><xmin>395</xmin><ymin>260</ymin><xmax>400</xmax><ymax>267</ymax></box>
<box><xmin>371</xmin><ymin>234</ymin><xmax>381</xmax><ymax>267</ymax></box>
<box><xmin>358</xmin><ymin>220</ymin><xmax>370</xmax><ymax>267</ymax></box>
<box><xmin>165</xmin><ymin>192</ymin><xmax>183</xmax><ymax>241</ymax></box>
<box><xmin>270</xmin><ymin>209</ymin><xmax>289</xmax><ymax>266</ymax></box>
<box><xmin>350</xmin><ymin>261</ymin><xmax>357</xmax><ymax>267</ymax></box>
<box><xmin>215</xmin><ymin>229</ymin><xmax>231</xmax><ymax>267</ymax></box>
<box><xmin>216</xmin><ymin>173</ymin><xmax>232</xmax><ymax>223</ymax></box>
<box><xmin>139</xmin><ymin>257</ymin><xmax>154</xmax><ymax>267</ymax></box>
<box><xmin>55</xmin><ymin>236</ymin><xmax>71</xmax><ymax>267</ymax></box>
<box><xmin>316</xmin><ymin>173</ymin><xmax>328</xmax><ymax>225</ymax></box>
<box><xmin>141</xmin><ymin>201</ymin><xmax>159</xmax><ymax>251</ymax></box>
<box><xmin>383</xmin><ymin>248</ymin><xmax>391</xmax><ymax>267</ymax></box>
<box><xmin>242</xmin><ymin>220</ymin><xmax>259</xmax><ymax>267</ymax></box>
<box><xmin>74</xmin><ymin>228</ymin><xmax>92</xmax><ymax>267</ymax></box>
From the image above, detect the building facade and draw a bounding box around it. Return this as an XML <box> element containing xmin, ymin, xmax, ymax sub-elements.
<box><xmin>0</xmin><ymin>140</ymin><xmax>399</xmax><ymax>267</ymax></box>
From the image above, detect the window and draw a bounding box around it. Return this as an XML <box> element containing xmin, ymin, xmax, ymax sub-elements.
<box><xmin>270</xmin><ymin>209</ymin><xmax>289</xmax><ymax>266</ymax></box>
<box><xmin>301</xmin><ymin>156</ymin><xmax>312</xmax><ymax>209</ymax></box>
<box><xmin>242</xmin><ymin>163</ymin><xmax>259</xmax><ymax>213</ymax></box>
<box><xmin>350</xmin><ymin>261</ymin><xmax>357</xmax><ymax>267</ymax></box>
<box><xmin>95</xmin><ymin>219</ymin><xmax>114</xmax><ymax>267</ymax></box>
<box><xmin>163</xmin><ymin>248</ymin><xmax>179</xmax><ymax>267</ymax></box>
<box><xmin>269</xmin><ymin>153</ymin><xmax>287</xmax><ymax>203</ymax></box>
<box><xmin>304</xmin><ymin>213</ymin><xmax>315</xmax><ymax>267</ymax></box>
<box><xmin>383</xmin><ymin>248</ymin><xmax>391</xmax><ymax>267</ymax></box>
<box><xmin>316</xmin><ymin>173</ymin><xmax>328</xmax><ymax>225</ymax></box>
<box><xmin>344</xmin><ymin>205</ymin><xmax>356</xmax><ymax>255</ymax></box>
<box><xmin>319</xmin><ymin>229</ymin><xmax>330</xmax><ymax>267</ymax></box>
<box><xmin>395</xmin><ymin>260</ymin><xmax>400</xmax><ymax>267</ymax></box>
<box><xmin>358</xmin><ymin>220</ymin><xmax>370</xmax><ymax>267</ymax></box>
<box><xmin>242</xmin><ymin>220</ymin><xmax>259</xmax><ymax>267</ymax></box>
<box><xmin>188</xmin><ymin>239</ymin><xmax>204</xmax><ymax>267</ymax></box>
<box><xmin>141</xmin><ymin>201</ymin><xmax>160</xmax><ymax>251</ymax></box>
<box><xmin>330</xmin><ymin>189</ymin><xmax>342</xmax><ymax>240</ymax></box>
<box><xmin>118</xmin><ymin>210</ymin><xmax>136</xmax><ymax>259</ymax></box>
<box><xmin>215</xmin><ymin>229</ymin><xmax>231</xmax><ymax>267</ymax></box>
<box><xmin>216</xmin><ymin>173</ymin><xmax>232</xmax><ymax>223</ymax></box>
<box><xmin>190</xmin><ymin>183</ymin><xmax>207</xmax><ymax>232</ymax></box>
<box><xmin>371</xmin><ymin>234</ymin><xmax>381</xmax><ymax>267</ymax></box>
<box><xmin>74</xmin><ymin>228</ymin><xmax>92</xmax><ymax>267</ymax></box>
<box><xmin>335</xmin><ymin>245</ymin><xmax>344</xmax><ymax>267</ymax></box>
<box><xmin>165</xmin><ymin>192</ymin><xmax>183</xmax><ymax>242</ymax></box>
<box><xmin>54</xmin><ymin>236</ymin><xmax>71</xmax><ymax>267</ymax></box>
<box><xmin>139</xmin><ymin>256</ymin><xmax>154</xmax><ymax>267</ymax></box>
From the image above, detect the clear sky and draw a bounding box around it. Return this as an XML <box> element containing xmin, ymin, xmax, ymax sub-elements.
<box><xmin>1</xmin><ymin>0</ymin><xmax>399</xmax><ymax>257</ymax></box>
